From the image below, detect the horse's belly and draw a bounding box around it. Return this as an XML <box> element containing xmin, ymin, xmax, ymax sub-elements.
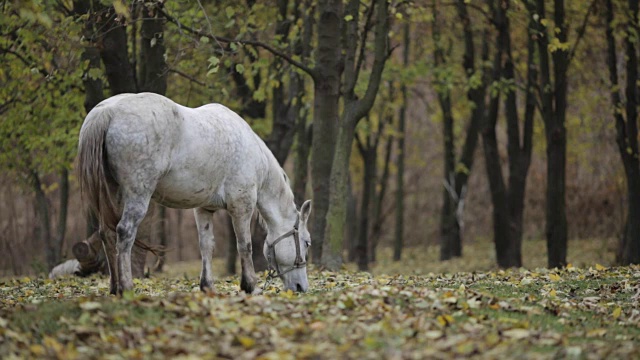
<box><xmin>153</xmin><ymin>176</ymin><xmax>225</xmax><ymax>210</ymax></box>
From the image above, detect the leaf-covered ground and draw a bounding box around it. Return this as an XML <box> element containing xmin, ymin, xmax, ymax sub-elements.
<box><xmin>1</xmin><ymin>239</ymin><xmax>639</xmax><ymax>359</ymax></box>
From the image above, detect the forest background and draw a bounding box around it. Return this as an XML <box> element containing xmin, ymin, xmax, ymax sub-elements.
<box><xmin>0</xmin><ymin>0</ymin><xmax>638</xmax><ymax>277</ymax></box>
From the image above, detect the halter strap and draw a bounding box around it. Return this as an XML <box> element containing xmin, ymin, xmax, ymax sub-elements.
<box><xmin>265</xmin><ymin>216</ymin><xmax>306</xmax><ymax>282</ymax></box>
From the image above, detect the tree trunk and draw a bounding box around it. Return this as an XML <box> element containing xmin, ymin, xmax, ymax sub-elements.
<box><xmin>54</xmin><ymin>168</ymin><xmax>69</xmax><ymax>263</ymax></box>
<box><xmin>371</xmin><ymin>134</ymin><xmax>393</xmax><ymax>262</ymax></box>
<box><xmin>483</xmin><ymin>0</ymin><xmax>528</xmax><ymax>269</ymax></box>
<box><xmin>97</xmin><ymin>8</ymin><xmax>137</xmax><ymax>94</ymax></box>
<box><xmin>504</xmin><ymin>0</ymin><xmax>535</xmax><ymax>268</ymax></box>
<box><xmin>532</xmin><ymin>0</ymin><xmax>568</xmax><ymax>268</ymax></box>
<box><xmin>482</xmin><ymin>47</ymin><xmax>511</xmax><ymax>267</ymax></box>
<box><xmin>356</xmin><ymin>145</ymin><xmax>376</xmax><ymax>270</ymax></box>
<box><xmin>310</xmin><ymin>0</ymin><xmax>343</xmax><ymax>264</ymax></box>
<box><xmin>606</xmin><ymin>0</ymin><xmax>640</xmax><ymax>265</ymax></box>
<box><xmin>437</xmin><ymin>1</ymin><xmax>487</xmax><ymax>260</ymax></box>
<box><xmin>139</xmin><ymin>1</ymin><xmax>167</xmax><ymax>95</ymax></box>
<box><xmin>294</xmin><ymin>123</ymin><xmax>312</xmax><ymax>205</ymax></box>
<box><xmin>31</xmin><ymin>171</ymin><xmax>54</xmax><ymax>269</ymax></box>
<box><xmin>346</xmin><ymin>177</ymin><xmax>358</xmax><ymax>262</ymax></box>
<box><xmin>322</xmin><ymin>0</ymin><xmax>388</xmax><ymax>270</ymax></box>
<box><xmin>292</xmin><ymin>1</ymin><xmax>314</xmax><ymax>206</ymax></box>
<box><xmin>434</xmin><ymin>3</ymin><xmax>457</xmax><ymax>261</ymax></box>
<box><xmin>620</xmin><ymin>0</ymin><xmax>640</xmax><ymax>264</ymax></box>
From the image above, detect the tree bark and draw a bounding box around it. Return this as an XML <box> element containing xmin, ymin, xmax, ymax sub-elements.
<box><xmin>437</xmin><ymin>1</ymin><xmax>487</xmax><ymax>260</ymax></box>
<box><xmin>322</xmin><ymin>0</ymin><xmax>389</xmax><ymax>270</ymax></box>
<box><xmin>394</xmin><ymin>24</ymin><xmax>410</xmax><ymax>262</ymax></box>
<box><xmin>96</xmin><ymin>7</ymin><xmax>137</xmax><ymax>95</ymax></box>
<box><xmin>54</xmin><ymin>168</ymin><xmax>69</xmax><ymax>265</ymax></box>
<box><xmin>31</xmin><ymin>170</ymin><xmax>54</xmax><ymax>269</ymax></box>
<box><xmin>356</xmin><ymin>134</ymin><xmax>376</xmax><ymax>270</ymax></box>
<box><xmin>371</xmin><ymin>128</ymin><xmax>393</xmax><ymax>262</ymax></box>
<box><xmin>482</xmin><ymin>34</ymin><xmax>510</xmax><ymax>267</ymax></box>
<box><xmin>139</xmin><ymin>1</ymin><xmax>167</xmax><ymax>95</ymax></box>
<box><xmin>606</xmin><ymin>0</ymin><xmax>640</xmax><ymax>265</ymax></box>
<box><xmin>532</xmin><ymin>0</ymin><xmax>568</xmax><ymax>268</ymax></box>
<box><xmin>310</xmin><ymin>0</ymin><xmax>343</xmax><ymax>264</ymax></box>
<box><xmin>292</xmin><ymin>0</ymin><xmax>314</xmax><ymax>206</ymax></box>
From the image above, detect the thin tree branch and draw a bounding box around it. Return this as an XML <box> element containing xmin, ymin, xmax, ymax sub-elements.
<box><xmin>159</xmin><ymin>8</ymin><xmax>317</xmax><ymax>79</ymax></box>
<box><xmin>568</xmin><ymin>0</ymin><xmax>597</xmax><ymax>66</ymax></box>
<box><xmin>168</xmin><ymin>68</ymin><xmax>208</xmax><ymax>87</ymax></box>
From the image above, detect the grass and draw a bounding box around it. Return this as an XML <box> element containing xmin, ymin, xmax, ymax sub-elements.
<box><xmin>0</xmin><ymin>238</ymin><xmax>637</xmax><ymax>359</ymax></box>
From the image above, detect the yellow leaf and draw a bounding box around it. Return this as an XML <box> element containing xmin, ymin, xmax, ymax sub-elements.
<box><xmin>549</xmin><ymin>273</ymin><xmax>561</xmax><ymax>282</ymax></box>
<box><xmin>30</xmin><ymin>344</ymin><xmax>46</xmax><ymax>356</ymax></box>
<box><xmin>437</xmin><ymin>314</ymin><xmax>454</xmax><ymax>327</ymax></box>
<box><xmin>113</xmin><ymin>0</ymin><xmax>130</xmax><ymax>19</ymax></box>
<box><xmin>236</xmin><ymin>335</ymin><xmax>256</xmax><ymax>349</ymax></box>
<box><xmin>43</xmin><ymin>336</ymin><xmax>64</xmax><ymax>354</ymax></box>
<box><xmin>595</xmin><ymin>264</ymin><xmax>607</xmax><ymax>271</ymax></box>
<box><xmin>280</xmin><ymin>289</ymin><xmax>295</xmax><ymax>298</ymax></box>
<box><xmin>586</xmin><ymin>328</ymin><xmax>607</xmax><ymax>337</ymax></box>
<box><xmin>549</xmin><ymin>289</ymin><xmax>557</xmax><ymax>298</ymax></box>
<box><xmin>612</xmin><ymin>307</ymin><xmax>622</xmax><ymax>319</ymax></box>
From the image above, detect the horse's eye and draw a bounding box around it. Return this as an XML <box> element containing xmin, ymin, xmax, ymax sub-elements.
<box><xmin>305</xmin><ymin>240</ymin><xmax>311</xmax><ymax>247</ymax></box>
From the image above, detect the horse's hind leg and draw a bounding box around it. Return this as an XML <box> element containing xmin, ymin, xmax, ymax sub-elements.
<box><xmin>99</xmin><ymin>229</ymin><xmax>119</xmax><ymax>295</ymax></box>
<box><xmin>116</xmin><ymin>193</ymin><xmax>152</xmax><ymax>294</ymax></box>
<box><xmin>194</xmin><ymin>208</ymin><xmax>215</xmax><ymax>292</ymax></box>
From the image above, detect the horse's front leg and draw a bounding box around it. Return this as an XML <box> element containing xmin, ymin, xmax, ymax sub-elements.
<box><xmin>194</xmin><ymin>208</ymin><xmax>216</xmax><ymax>292</ymax></box>
<box><xmin>229</xmin><ymin>206</ymin><xmax>260</xmax><ymax>294</ymax></box>
<box><xmin>116</xmin><ymin>197</ymin><xmax>149</xmax><ymax>294</ymax></box>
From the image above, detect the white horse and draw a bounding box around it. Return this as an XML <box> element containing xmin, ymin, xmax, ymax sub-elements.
<box><xmin>77</xmin><ymin>93</ymin><xmax>311</xmax><ymax>295</ymax></box>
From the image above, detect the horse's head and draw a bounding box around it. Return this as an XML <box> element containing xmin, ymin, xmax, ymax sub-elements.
<box><xmin>264</xmin><ymin>200</ymin><xmax>312</xmax><ymax>292</ymax></box>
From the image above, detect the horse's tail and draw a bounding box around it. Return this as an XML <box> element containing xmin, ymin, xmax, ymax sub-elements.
<box><xmin>77</xmin><ymin>105</ymin><xmax>120</xmax><ymax>232</ymax></box>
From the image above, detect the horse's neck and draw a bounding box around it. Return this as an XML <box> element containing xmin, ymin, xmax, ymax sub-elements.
<box><xmin>257</xmin><ymin>168</ymin><xmax>297</xmax><ymax>237</ymax></box>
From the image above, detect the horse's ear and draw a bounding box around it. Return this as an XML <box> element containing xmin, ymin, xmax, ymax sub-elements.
<box><xmin>300</xmin><ymin>200</ymin><xmax>312</xmax><ymax>223</ymax></box>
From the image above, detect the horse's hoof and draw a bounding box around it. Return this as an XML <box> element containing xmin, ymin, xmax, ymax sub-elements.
<box><xmin>200</xmin><ymin>279</ymin><xmax>215</xmax><ymax>293</ymax></box>
<box><xmin>240</xmin><ymin>275</ymin><xmax>257</xmax><ymax>294</ymax></box>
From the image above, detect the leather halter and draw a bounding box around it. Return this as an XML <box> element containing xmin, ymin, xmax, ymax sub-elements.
<box><xmin>265</xmin><ymin>216</ymin><xmax>306</xmax><ymax>281</ymax></box>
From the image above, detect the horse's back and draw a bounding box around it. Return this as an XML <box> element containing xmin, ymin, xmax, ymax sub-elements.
<box><xmin>93</xmin><ymin>94</ymin><xmax>267</xmax><ymax>210</ymax></box>
<box><xmin>154</xmin><ymin>102</ymin><xmax>269</xmax><ymax>209</ymax></box>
